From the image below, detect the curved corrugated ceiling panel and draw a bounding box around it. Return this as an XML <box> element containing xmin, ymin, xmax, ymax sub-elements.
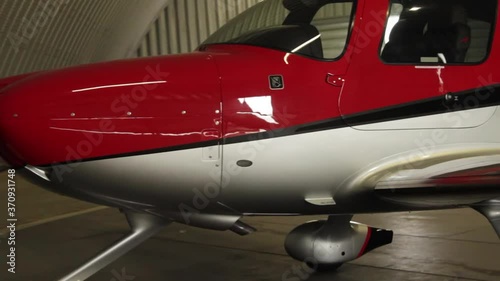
<box><xmin>138</xmin><ymin>0</ymin><xmax>263</xmax><ymax>56</ymax></box>
<box><xmin>0</xmin><ymin>0</ymin><xmax>169</xmax><ymax>78</ymax></box>
<box><xmin>203</xmin><ymin>0</ymin><xmax>286</xmax><ymax>44</ymax></box>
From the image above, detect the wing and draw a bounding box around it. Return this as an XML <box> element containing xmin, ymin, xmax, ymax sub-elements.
<box><xmin>347</xmin><ymin>144</ymin><xmax>500</xmax><ymax>207</ymax></box>
<box><xmin>375</xmin><ymin>157</ymin><xmax>500</xmax><ymax>206</ymax></box>
<box><xmin>334</xmin><ymin>143</ymin><xmax>500</xmax><ymax>238</ymax></box>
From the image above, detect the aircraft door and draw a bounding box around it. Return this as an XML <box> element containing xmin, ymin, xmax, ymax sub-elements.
<box><xmin>339</xmin><ymin>0</ymin><xmax>498</xmax><ymax>130</ymax></box>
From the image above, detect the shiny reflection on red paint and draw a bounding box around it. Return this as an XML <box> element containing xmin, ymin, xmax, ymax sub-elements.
<box><xmin>237</xmin><ymin>96</ymin><xmax>278</xmax><ymax>124</ymax></box>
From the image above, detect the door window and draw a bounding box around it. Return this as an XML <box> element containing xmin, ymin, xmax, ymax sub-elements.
<box><xmin>380</xmin><ymin>0</ymin><xmax>497</xmax><ymax>64</ymax></box>
<box><xmin>312</xmin><ymin>2</ymin><xmax>356</xmax><ymax>59</ymax></box>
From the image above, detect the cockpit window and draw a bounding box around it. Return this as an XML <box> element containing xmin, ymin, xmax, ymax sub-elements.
<box><xmin>380</xmin><ymin>0</ymin><xmax>497</xmax><ymax>64</ymax></box>
<box><xmin>201</xmin><ymin>0</ymin><xmax>356</xmax><ymax>60</ymax></box>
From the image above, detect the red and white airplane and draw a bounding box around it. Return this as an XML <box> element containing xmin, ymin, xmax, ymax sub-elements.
<box><xmin>1</xmin><ymin>0</ymin><xmax>500</xmax><ymax>279</ymax></box>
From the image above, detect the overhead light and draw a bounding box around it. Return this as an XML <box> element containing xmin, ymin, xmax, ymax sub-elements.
<box><xmin>409</xmin><ymin>7</ymin><xmax>422</xmax><ymax>11</ymax></box>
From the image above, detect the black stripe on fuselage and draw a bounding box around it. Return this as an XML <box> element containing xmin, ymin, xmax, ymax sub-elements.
<box><xmin>344</xmin><ymin>84</ymin><xmax>500</xmax><ymax>126</ymax></box>
<box><xmin>41</xmin><ymin>84</ymin><xmax>500</xmax><ymax>167</ymax></box>
<box><xmin>226</xmin><ymin>84</ymin><xmax>500</xmax><ymax>143</ymax></box>
<box><xmin>38</xmin><ymin>139</ymin><xmax>221</xmax><ymax>168</ymax></box>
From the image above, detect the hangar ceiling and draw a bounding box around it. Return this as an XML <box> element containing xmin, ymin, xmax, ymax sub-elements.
<box><xmin>0</xmin><ymin>0</ymin><xmax>169</xmax><ymax>78</ymax></box>
<box><xmin>137</xmin><ymin>0</ymin><xmax>263</xmax><ymax>57</ymax></box>
<box><xmin>0</xmin><ymin>0</ymin><xmax>262</xmax><ymax>79</ymax></box>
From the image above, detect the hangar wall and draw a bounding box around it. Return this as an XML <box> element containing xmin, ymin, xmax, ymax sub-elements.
<box><xmin>0</xmin><ymin>0</ymin><xmax>169</xmax><ymax>78</ymax></box>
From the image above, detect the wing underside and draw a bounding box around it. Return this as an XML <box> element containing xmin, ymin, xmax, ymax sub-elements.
<box><xmin>351</xmin><ymin>145</ymin><xmax>500</xmax><ymax>237</ymax></box>
<box><xmin>374</xmin><ymin>155</ymin><xmax>500</xmax><ymax>206</ymax></box>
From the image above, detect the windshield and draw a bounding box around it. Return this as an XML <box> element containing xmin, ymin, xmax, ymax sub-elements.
<box><xmin>201</xmin><ymin>0</ymin><xmax>355</xmax><ymax>60</ymax></box>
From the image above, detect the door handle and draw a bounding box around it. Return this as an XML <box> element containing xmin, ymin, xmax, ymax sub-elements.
<box><xmin>326</xmin><ymin>73</ymin><xmax>345</xmax><ymax>87</ymax></box>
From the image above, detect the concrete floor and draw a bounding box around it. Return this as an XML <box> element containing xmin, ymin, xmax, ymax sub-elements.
<box><xmin>0</xmin><ymin>171</ymin><xmax>499</xmax><ymax>281</ymax></box>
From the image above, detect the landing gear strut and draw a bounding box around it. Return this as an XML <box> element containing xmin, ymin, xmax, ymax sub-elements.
<box><xmin>473</xmin><ymin>199</ymin><xmax>500</xmax><ymax>238</ymax></box>
<box><xmin>59</xmin><ymin>211</ymin><xmax>170</xmax><ymax>281</ymax></box>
